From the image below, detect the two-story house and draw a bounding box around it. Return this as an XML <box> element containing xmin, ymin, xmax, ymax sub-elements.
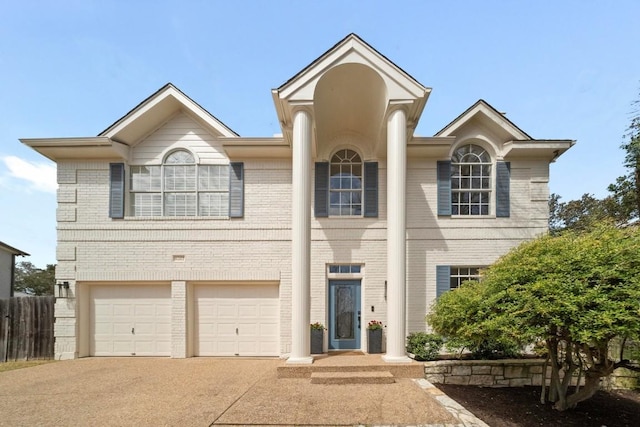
<box><xmin>22</xmin><ymin>34</ymin><xmax>573</xmax><ymax>363</ymax></box>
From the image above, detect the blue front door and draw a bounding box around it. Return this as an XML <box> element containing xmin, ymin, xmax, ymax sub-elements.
<box><xmin>328</xmin><ymin>280</ymin><xmax>361</xmax><ymax>350</ymax></box>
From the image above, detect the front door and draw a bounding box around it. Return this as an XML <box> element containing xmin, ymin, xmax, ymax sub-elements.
<box><xmin>328</xmin><ymin>280</ymin><xmax>361</xmax><ymax>350</ymax></box>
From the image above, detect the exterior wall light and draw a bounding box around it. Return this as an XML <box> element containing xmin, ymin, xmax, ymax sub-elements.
<box><xmin>57</xmin><ymin>281</ymin><xmax>70</xmax><ymax>298</ymax></box>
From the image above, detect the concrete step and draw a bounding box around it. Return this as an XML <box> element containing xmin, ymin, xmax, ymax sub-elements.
<box><xmin>310</xmin><ymin>371</ymin><xmax>395</xmax><ymax>385</ymax></box>
<box><xmin>278</xmin><ymin>363</ymin><xmax>424</xmax><ymax>379</ymax></box>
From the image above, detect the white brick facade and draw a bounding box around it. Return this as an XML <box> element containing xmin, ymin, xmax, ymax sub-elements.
<box><xmin>23</xmin><ymin>34</ymin><xmax>573</xmax><ymax>360</ymax></box>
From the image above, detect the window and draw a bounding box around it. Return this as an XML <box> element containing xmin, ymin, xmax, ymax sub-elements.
<box><xmin>328</xmin><ymin>264</ymin><xmax>362</xmax><ymax>274</ymax></box>
<box><xmin>130</xmin><ymin>149</ymin><xmax>229</xmax><ymax>217</ymax></box>
<box><xmin>449</xmin><ymin>267</ymin><xmax>483</xmax><ymax>290</ymax></box>
<box><xmin>451</xmin><ymin>144</ymin><xmax>491</xmax><ymax>215</ymax></box>
<box><xmin>436</xmin><ymin>265</ymin><xmax>485</xmax><ymax>297</ymax></box>
<box><xmin>329</xmin><ymin>149</ymin><xmax>362</xmax><ymax>216</ymax></box>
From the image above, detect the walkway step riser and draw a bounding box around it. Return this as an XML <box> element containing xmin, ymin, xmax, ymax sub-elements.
<box><xmin>311</xmin><ymin>377</ymin><xmax>396</xmax><ymax>385</ymax></box>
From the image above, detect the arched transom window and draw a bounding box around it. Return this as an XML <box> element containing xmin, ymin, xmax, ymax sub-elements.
<box><xmin>130</xmin><ymin>149</ymin><xmax>229</xmax><ymax>217</ymax></box>
<box><xmin>451</xmin><ymin>144</ymin><xmax>492</xmax><ymax>215</ymax></box>
<box><xmin>329</xmin><ymin>149</ymin><xmax>362</xmax><ymax>216</ymax></box>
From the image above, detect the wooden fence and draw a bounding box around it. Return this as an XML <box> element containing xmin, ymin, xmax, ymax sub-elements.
<box><xmin>0</xmin><ymin>296</ymin><xmax>54</xmax><ymax>362</ymax></box>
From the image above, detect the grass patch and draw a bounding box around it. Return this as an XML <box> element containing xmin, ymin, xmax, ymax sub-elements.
<box><xmin>0</xmin><ymin>360</ymin><xmax>55</xmax><ymax>373</ymax></box>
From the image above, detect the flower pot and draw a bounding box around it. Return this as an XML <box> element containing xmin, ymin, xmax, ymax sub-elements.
<box><xmin>310</xmin><ymin>328</ymin><xmax>324</xmax><ymax>354</ymax></box>
<box><xmin>368</xmin><ymin>328</ymin><xmax>382</xmax><ymax>354</ymax></box>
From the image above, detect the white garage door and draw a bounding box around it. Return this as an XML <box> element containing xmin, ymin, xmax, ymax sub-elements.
<box><xmin>194</xmin><ymin>284</ymin><xmax>279</xmax><ymax>356</ymax></box>
<box><xmin>90</xmin><ymin>284</ymin><xmax>171</xmax><ymax>356</ymax></box>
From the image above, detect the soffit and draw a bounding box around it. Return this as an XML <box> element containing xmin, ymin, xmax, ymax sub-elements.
<box><xmin>19</xmin><ymin>137</ymin><xmax>129</xmax><ymax>162</ymax></box>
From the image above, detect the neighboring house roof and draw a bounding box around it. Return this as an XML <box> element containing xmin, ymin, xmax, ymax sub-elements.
<box><xmin>0</xmin><ymin>241</ymin><xmax>29</xmax><ymax>257</ymax></box>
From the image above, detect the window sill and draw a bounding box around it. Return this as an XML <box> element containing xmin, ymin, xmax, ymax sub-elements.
<box><xmin>121</xmin><ymin>216</ymin><xmax>230</xmax><ymax>221</ymax></box>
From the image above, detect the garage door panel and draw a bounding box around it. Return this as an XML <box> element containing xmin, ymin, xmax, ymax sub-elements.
<box><xmin>90</xmin><ymin>284</ymin><xmax>171</xmax><ymax>357</ymax></box>
<box><xmin>194</xmin><ymin>284</ymin><xmax>279</xmax><ymax>357</ymax></box>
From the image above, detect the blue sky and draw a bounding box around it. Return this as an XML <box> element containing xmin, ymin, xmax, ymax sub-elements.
<box><xmin>1</xmin><ymin>1</ymin><xmax>639</xmax><ymax>267</ymax></box>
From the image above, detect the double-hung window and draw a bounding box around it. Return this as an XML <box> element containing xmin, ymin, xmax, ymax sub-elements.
<box><xmin>437</xmin><ymin>143</ymin><xmax>510</xmax><ymax>217</ymax></box>
<box><xmin>130</xmin><ymin>149</ymin><xmax>229</xmax><ymax>217</ymax></box>
<box><xmin>436</xmin><ymin>265</ymin><xmax>485</xmax><ymax>297</ymax></box>
<box><xmin>329</xmin><ymin>149</ymin><xmax>362</xmax><ymax>216</ymax></box>
<box><xmin>451</xmin><ymin>144</ymin><xmax>491</xmax><ymax>215</ymax></box>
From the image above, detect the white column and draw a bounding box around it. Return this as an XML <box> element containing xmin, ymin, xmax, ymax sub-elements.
<box><xmin>287</xmin><ymin>109</ymin><xmax>314</xmax><ymax>364</ymax></box>
<box><xmin>383</xmin><ymin>108</ymin><xmax>411</xmax><ymax>363</ymax></box>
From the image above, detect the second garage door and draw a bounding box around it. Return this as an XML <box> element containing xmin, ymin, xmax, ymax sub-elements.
<box><xmin>194</xmin><ymin>284</ymin><xmax>279</xmax><ymax>356</ymax></box>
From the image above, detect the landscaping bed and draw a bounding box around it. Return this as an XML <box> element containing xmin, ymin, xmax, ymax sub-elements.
<box><xmin>437</xmin><ymin>384</ymin><xmax>640</xmax><ymax>427</ymax></box>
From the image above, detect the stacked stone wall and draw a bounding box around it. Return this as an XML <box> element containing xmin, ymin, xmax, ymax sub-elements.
<box><xmin>424</xmin><ymin>359</ymin><xmax>584</xmax><ymax>387</ymax></box>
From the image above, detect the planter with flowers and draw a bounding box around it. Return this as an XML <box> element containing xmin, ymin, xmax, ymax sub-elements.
<box><xmin>367</xmin><ymin>320</ymin><xmax>383</xmax><ymax>354</ymax></box>
<box><xmin>310</xmin><ymin>322</ymin><xmax>325</xmax><ymax>354</ymax></box>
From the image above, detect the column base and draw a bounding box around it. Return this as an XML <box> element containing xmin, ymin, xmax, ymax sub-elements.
<box><xmin>286</xmin><ymin>356</ymin><xmax>314</xmax><ymax>365</ymax></box>
<box><xmin>382</xmin><ymin>354</ymin><xmax>412</xmax><ymax>364</ymax></box>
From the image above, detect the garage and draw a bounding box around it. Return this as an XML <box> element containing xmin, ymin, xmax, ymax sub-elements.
<box><xmin>194</xmin><ymin>284</ymin><xmax>279</xmax><ymax>356</ymax></box>
<box><xmin>90</xmin><ymin>284</ymin><xmax>171</xmax><ymax>356</ymax></box>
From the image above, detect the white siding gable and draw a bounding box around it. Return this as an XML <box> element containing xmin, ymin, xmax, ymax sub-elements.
<box><xmin>131</xmin><ymin>112</ymin><xmax>228</xmax><ymax>165</ymax></box>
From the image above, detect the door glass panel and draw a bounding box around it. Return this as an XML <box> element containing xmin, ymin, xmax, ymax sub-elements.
<box><xmin>335</xmin><ymin>286</ymin><xmax>354</xmax><ymax>339</ymax></box>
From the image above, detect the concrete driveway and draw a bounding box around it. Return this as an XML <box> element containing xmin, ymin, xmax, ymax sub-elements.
<box><xmin>0</xmin><ymin>358</ymin><xmax>462</xmax><ymax>426</ymax></box>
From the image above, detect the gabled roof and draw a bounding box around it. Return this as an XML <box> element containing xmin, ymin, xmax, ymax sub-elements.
<box><xmin>100</xmin><ymin>83</ymin><xmax>238</xmax><ymax>145</ymax></box>
<box><xmin>276</xmin><ymin>33</ymin><xmax>427</xmax><ymax>97</ymax></box>
<box><xmin>0</xmin><ymin>241</ymin><xmax>29</xmax><ymax>257</ymax></box>
<box><xmin>435</xmin><ymin>99</ymin><xmax>532</xmax><ymax>140</ymax></box>
<box><xmin>272</xmin><ymin>33</ymin><xmax>431</xmax><ymax>148</ymax></box>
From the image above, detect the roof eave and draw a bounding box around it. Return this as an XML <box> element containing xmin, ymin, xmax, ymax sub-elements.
<box><xmin>21</xmin><ymin>137</ymin><xmax>129</xmax><ymax>162</ymax></box>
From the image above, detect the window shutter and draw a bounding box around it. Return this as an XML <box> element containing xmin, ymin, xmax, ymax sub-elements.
<box><xmin>314</xmin><ymin>162</ymin><xmax>329</xmax><ymax>217</ymax></box>
<box><xmin>436</xmin><ymin>265</ymin><xmax>451</xmax><ymax>298</ymax></box>
<box><xmin>437</xmin><ymin>161</ymin><xmax>452</xmax><ymax>216</ymax></box>
<box><xmin>363</xmin><ymin>162</ymin><xmax>378</xmax><ymax>217</ymax></box>
<box><xmin>109</xmin><ymin>163</ymin><xmax>125</xmax><ymax>219</ymax></box>
<box><xmin>229</xmin><ymin>162</ymin><xmax>244</xmax><ymax>218</ymax></box>
<box><xmin>496</xmin><ymin>161</ymin><xmax>510</xmax><ymax>218</ymax></box>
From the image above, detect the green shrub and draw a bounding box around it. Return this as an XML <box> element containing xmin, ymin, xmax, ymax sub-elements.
<box><xmin>406</xmin><ymin>332</ymin><xmax>443</xmax><ymax>361</ymax></box>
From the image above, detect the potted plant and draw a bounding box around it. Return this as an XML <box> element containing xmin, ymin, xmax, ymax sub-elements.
<box><xmin>367</xmin><ymin>320</ymin><xmax>383</xmax><ymax>354</ymax></box>
<box><xmin>310</xmin><ymin>322</ymin><xmax>325</xmax><ymax>354</ymax></box>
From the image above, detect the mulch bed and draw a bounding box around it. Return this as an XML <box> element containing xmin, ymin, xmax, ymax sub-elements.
<box><xmin>437</xmin><ymin>384</ymin><xmax>640</xmax><ymax>427</ymax></box>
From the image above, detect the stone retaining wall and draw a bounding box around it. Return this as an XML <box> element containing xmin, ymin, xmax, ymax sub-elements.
<box><xmin>424</xmin><ymin>359</ymin><xmax>581</xmax><ymax>387</ymax></box>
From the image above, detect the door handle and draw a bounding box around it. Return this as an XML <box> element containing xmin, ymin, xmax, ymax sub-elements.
<box><xmin>357</xmin><ymin>311</ymin><xmax>361</xmax><ymax>329</ymax></box>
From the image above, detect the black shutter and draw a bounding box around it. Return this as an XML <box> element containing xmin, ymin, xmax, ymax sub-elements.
<box><xmin>363</xmin><ymin>162</ymin><xmax>378</xmax><ymax>217</ymax></box>
<box><xmin>109</xmin><ymin>163</ymin><xmax>125</xmax><ymax>219</ymax></box>
<box><xmin>436</xmin><ymin>265</ymin><xmax>451</xmax><ymax>298</ymax></box>
<box><xmin>229</xmin><ymin>162</ymin><xmax>244</xmax><ymax>218</ymax></box>
<box><xmin>314</xmin><ymin>162</ymin><xmax>329</xmax><ymax>217</ymax></box>
<box><xmin>437</xmin><ymin>161</ymin><xmax>452</xmax><ymax>216</ymax></box>
<box><xmin>495</xmin><ymin>161</ymin><xmax>510</xmax><ymax>218</ymax></box>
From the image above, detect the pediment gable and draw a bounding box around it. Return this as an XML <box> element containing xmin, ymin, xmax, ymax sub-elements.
<box><xmin>275</xmin><ymin>34</ymin><xmax>428</xmax><ymax>103</ymax></box>
<box><xmin>100</xmin><ymin>83</ymin><xmax>237</xmax><ymax>146</ymax></box>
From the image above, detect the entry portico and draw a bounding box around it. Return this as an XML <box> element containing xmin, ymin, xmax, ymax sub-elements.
<box><xmin>272</xmin><ymin>34</ymin><xmax>430</xmax><ymax>363</ymax></box>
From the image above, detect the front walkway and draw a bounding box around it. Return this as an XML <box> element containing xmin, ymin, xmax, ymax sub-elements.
<box><xmin>0</xmin><ymin>357</ymin><xmax>486</xmax><ymax>426</ymax></box>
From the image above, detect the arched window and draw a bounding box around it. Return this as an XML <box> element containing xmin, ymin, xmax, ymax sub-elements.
<box><xmin>130</xmin><ymin>149</ymin><xmax>230</xmax><ymax>217</ymax></box>
<box><xmin>451</xmin><ymin>144</ymin><xmax>491</xmax><ymax>215</ymax></box>
<box><xmin>329</xmin><ymin>149</ymin><xmax>362</xmax><ymax>216</ymax></box>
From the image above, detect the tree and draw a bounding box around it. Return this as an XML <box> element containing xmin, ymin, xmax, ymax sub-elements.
<box><xmin>608</xmin><ymin>91</ymin><xmax>640</xmax><ymax>223</ymax></box>
<box><xmin>14</xmin><ymin>262</ymin><xmax>55</xmax><ymax>296</ymax></box>
<box><xmin>548</xmin><ymin>193</ymin><xmax>612</xmax><ymax>234</ymax></box>
<box><xmin>427</xmin><ymin>225</ymin><xmax>640</xmax><ymax>411</ymax></box>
